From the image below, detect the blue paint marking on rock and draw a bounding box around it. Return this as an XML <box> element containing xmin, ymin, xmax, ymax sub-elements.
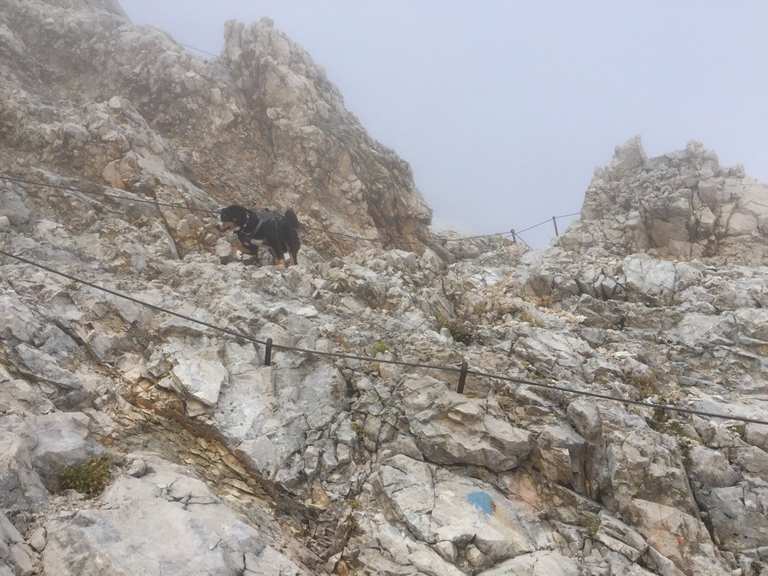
<box><xmin>467</xmin><ymin>491</ymin><xmax>494</xmax><ymax>516</ymax></box>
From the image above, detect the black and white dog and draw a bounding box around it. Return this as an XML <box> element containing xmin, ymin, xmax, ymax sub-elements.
<box><xmin>219</xmin><ymin>205</ymin><xmax>301</xmax><ymax>267</ymax></box>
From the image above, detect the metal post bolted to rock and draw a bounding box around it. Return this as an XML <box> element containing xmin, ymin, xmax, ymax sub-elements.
<box><xmin>264</xmin><ymin>338</ymin><xmax>273</xmax><ymax>366</ymax></box>
<box><xmin>510</xmin><ymin>229</ymin><xmax>517</xmax><ymax>243</ymax></box>
<box><xmin>552</xmin><ymin>216</ymin><xmax>559</xmax><ymax>237</ymax></box>
<box><xmin>457</xmin><ymin>360</ymin><xmax>468</xmax><ymax>394</ymax></box>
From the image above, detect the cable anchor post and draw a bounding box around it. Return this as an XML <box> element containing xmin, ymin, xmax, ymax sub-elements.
<box><xmin>457</xmin><ymin>360</ymin><xmax>468</xmax><ymax>394</ymax></box>
<box><xmin>264</xmin><ymin>338</ymin><xmax>273</xmax><ymax>366</ymax></box>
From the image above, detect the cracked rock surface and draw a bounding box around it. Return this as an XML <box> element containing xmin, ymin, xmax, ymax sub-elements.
<box><xmin>1</xmin><ymin>1</ymin><xmax>768</xmax><ymax>576</ymax></box>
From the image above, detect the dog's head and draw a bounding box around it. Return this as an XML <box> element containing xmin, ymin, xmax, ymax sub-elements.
<box><xmin>219</xmin><ymin>205</ymin><xmax>250</xmax><ymax>232</ymax></box>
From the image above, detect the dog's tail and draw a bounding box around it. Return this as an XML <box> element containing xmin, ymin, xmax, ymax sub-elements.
<box><xmin>284</xmin><ymin>208</ymin><xmax>300</xmax><ymax>229</ymax></box>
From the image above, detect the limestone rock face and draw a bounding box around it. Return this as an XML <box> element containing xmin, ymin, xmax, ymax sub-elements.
<box><xmin>401</xmin><ymin>376</ymin><xmax>532</xmax><ymax>472</ymax></box>
<box><xmin>0</xmin><ymin>0</ymin><xmax>431</xmax><ymax>256</ymax></box>
<box><xmin>2</xmin><ymin>167</ymin><xmax>767</xmax><ymax>575</ymax></box>
<box><xmin>42</xmin><ymin>455</ymin><xmax>308</xmax><ymax>576</ymax></box>
<box><xmin>2</xmin><ymin>1</ymin><xmax>768</xmax><ymax>575</ymax></box>
<box><xmin>222</xmin><ymin>19</ymin><xmax>432</xmax><ymax>247</ymax></box>
<box><xmin>560</xmin><ymin>137</ymin><xmax>768</xmax><ymax>263</ymax></box>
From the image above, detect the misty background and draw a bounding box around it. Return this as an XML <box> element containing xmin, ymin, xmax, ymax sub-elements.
<box><xmin>122</xmin><ymin>1</ymin><xmax>768</xmax><ymax>247</ymax></box>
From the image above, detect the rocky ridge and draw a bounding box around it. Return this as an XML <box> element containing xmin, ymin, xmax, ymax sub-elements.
<box><xmin>561</xmin><ymin>136</ymin><xmax>768</xmax><ymax>263</ymax></box>
<box><xmin>0</xmin><ymin>0</ymin><xmax>431</xmax><ymax>257</ymax></box>
<box><xmin>2</xmin><ymin>1</ymin><xmax>768</xmax><ymax>576</ymax></box>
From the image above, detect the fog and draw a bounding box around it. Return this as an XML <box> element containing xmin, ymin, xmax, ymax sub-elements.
<box><xmin>123</xmin><ymin>0</ymin><xmax>768</xmax><ymax>246</ymax></box>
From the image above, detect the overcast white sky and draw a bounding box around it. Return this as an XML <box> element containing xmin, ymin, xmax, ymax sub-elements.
<box><xmin>122</xmin><ymin>1</ymin><xmax>768</xmax><ymax>246</ymax></box>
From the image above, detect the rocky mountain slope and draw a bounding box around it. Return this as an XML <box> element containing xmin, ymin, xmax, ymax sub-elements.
<box><xmin>0</xmin><ymin>0</ymin><xmax>431</xmax><ymax>257</ymax></box>
<box><xmin>2</xmin><ymin>1</ymin><xmax>768</xmax><ymax>576</ymax></box>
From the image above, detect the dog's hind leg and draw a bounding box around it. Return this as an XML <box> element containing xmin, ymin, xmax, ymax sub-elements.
<box><xmin>286</xmin><ymin>227</ymin><xmax>301</xmax><ymax>266</ymax></box>
<box><xmin>288</xmin><ymin>246</ymin><xmax>299</xmax><ymax>266</ymax></box>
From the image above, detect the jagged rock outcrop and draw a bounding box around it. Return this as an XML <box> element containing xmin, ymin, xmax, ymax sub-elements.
<box><xmin>2</xmin><ymin>1</ymin><xmax>768</xmax><ymax>575</ymax></box>
<box><xmin>560</xmin><ymin>137</ymin><xmax>768</xmax><ymax>263</ymax></box>
<box><xmin>0</xmin><ymin>0</ymin><xmax>431</xmax><ymax>255</ymax></box>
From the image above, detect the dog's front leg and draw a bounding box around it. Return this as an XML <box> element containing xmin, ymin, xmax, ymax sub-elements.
<box><xmin>269</xmin><ymin>247</ymin><xmax>285</xmax><ymax>269</ymax></box>
<box><xmin>245</xmin><ymin>245</ymin><xmax>260</xmax><ymax>266</ymax></box>
<box><xmin>230</xmin><ymin>239</ymin><xmax>244</xmax><ymax>260</ymax></box>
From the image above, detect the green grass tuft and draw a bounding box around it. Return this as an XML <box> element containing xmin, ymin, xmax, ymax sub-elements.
<box><xmin>59</xmin><ymin>455</ymin><xmax>112</xmax><ymax>497</ymax></box>
<box><xmin>371</xmin><ymin>340</ymin><xmax>389</xmax><ymax>355</ymax></box>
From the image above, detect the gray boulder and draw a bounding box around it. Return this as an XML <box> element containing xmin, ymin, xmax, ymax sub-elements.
<box><xmin>42</xmin><ymin>455</ymin><xmax>308</xmax><ymax>576</ymax></box>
